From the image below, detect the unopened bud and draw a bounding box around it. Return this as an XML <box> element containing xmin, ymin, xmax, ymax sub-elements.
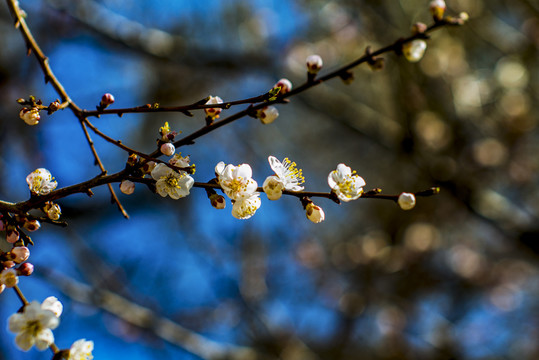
<box><xmin>6</xmin><ymin>228</ymin><xmax>20</xmax><ymax>243</ymax></box>
<box><xmin>306</xmin><ymin>202</ymin><xmax>325</xmax><ymax>223</ymax></box>
<box><xmin>273</xmin><ymin>78</ymin><xmax>293</xmax><ymax>96</ymax></box>
<box><xmin>119</xmin><ymin>180</ymin><xmax>135</xmax><ymax>195</ymax></box>
<box><xmin>100</xmin><ymin>93</ymin><xmax>115</xmax><ymax>108</ymax></box>
<box><xmin>257</xmin><ymin>106</ymin><xmax>279</xmax><ymax>124</ymax></box>
<box><xmin>127</xmin><ymin>153</ymin><xmax>138</xmax><ymax>167</ymax></box>
<box><xmin>368</xmin><ymin>58</ymin><xmax>385</xmax><ymax>71</ymax></box>
<box><xmin>19</xmin><ymin>107</ymin><xmax>40</xmax><ymax>126</ymax></box>
<box><xmin>45</xmin><ymin>202</ymin><xmax>61</xmax><ymax>221</ymax></box>
<box><xmin>306</xmin><ymin>54</ymin><xmax>323</xmax><ymax>74</ymax></box>
<box><xmin>17</xmin><ymin>262</ymin><xmax>34</xmax><ymax>276</ymax></box>
<box><xmin>402</xmin><ymin>40</ymin><xmax>427</xmax><ymax>62</ymax></box>
<box><xmin>411</xmin><ymin>22</ymin><xmax>428</xmax><ymax>35</ymax></box>
<box><xmin>429</xmin><ymin>0</ymin><xmax>446</xmax><ymax>22</ymax></box>
<box><xmin>398</xmin><ymin>192</ymin><xmax>416</xmax><ymax>210</ymax></box>
<box><xmin>142</xmin><ymin>161</ymin><xmax>157</xmax><ymax>174</ymax></box>
<box><xmin>23</xmin><ymin>219</ymin><xmax>40</xmax><ymax>232</ymax></box>
<box><xmin>48</xmin><ymin>100</ymin><xmax>61</xmax><ymax>113</ymax></box>
<box><xmin>11</xmin><ymin>246</ymin><xmax>30</xmax><ymax>263</ymax></box>
<box><xmin>160</xmin><ymin>142</ymin><xmax>175</xmax><ymax>156</ymax></box>
<box><xmin>210</xmin><ymin>194</ymin><xmax>226</xmax><ymax>209</ymax></box>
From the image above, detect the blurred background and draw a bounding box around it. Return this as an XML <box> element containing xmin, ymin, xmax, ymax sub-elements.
<box><xmin>0</xmin><ymin>0</ymin><xmax>538</xmax><ymax>359</ymax></box>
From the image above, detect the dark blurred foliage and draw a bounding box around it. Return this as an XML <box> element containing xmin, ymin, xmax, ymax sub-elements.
<box><xmin>0</xmin><ymin>0</ymin><xmax>538</xmax><ymax>359</ymax></box>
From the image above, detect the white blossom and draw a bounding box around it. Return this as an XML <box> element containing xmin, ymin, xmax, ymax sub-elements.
<box><xmin>68</xmin><ymin>339</ymin><xmax>94</xmax><ymax>360</ymax></box>
<box><xmin>328</xmin><ymin>164</ymin><xmax>366</xmax><ymax>202</ymax></box>
<box><xmin>204</xmin><ymin>95</ymin><xmax>223</xmax><ymax>119</ymax></box>
<box><xmin>8</xmin><ymin>300</ymin><xmax>59</xmax><ymax>351</ymax></box>
<box><xmin>26</xmin><ymin>168</ymin><xmax>57</xmax><ymax>195</ymax></box>
<box><xmin>151</xmin><ymin>163</ymin><xmax>194</xmax><ymax>200</ymax></box>
<box><xmin>215</xmin><ymin>162</ymin><xmax>258</xmax><ymax>201</ymax></box>
<box><xmin>402</xmin><ymin>40</ymin><xmax>427</xmax><ymax>62</ymax></box>
<box><xmin>398</xmin><ymin>192</ymin><xmax>416</xmax><ymax>210</ymax></box>
<box><xmin>263</xmin><ymin>176</ymin><xmax>285</xmax><ymax>200</ymax></box>
<box><xmin>231</xmin><ymin>193</ymin><xmax>261</xmax><ymax>220</ymax></box>
<box><xmin>41</xmin><ymin>296</ymin><xmax>63</xmax><ymax>318</ymax></box>
<box><xmin>169</xmin><ymin>153</ymin><xmax>191</xmax><ymax>168</ymax></box>
<box><xmin>0</xmin><ymin>268</ymin><xmax>19</xmax><ymax>288</ymax></box>
<box><xmin>263</xmin><ymin>156</ymin><xmax>305</xmax><ymax>200</ymax></box>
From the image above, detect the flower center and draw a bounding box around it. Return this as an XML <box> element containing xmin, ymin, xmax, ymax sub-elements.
<box><xmin>282</xmin><ymin>158</ymin><xmax>305</xmax><ymax>185</ymax></box>
<box><xmin>165</xmin><ymin>173</ymin><xmax>182</xmax><ymax>188</ymax></box>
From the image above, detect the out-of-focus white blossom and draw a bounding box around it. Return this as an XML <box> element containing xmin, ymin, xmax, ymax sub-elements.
<box><xmin>402</xmin><ymin>40</ymin><xmax>427</xmax><ymax>62</ymax></box>
<box><xmin>215</xmin><ymin>162</ymin><xmax>258</xmax><ymax>200</ymax></box>
<box><xmin>0</xmin><ymin>268</ymin><xmax>19</xmax><ymax>288</ymax></box>
<box><xmin>19</xmin><ymin>108</ymin><xmax>40</xmax><ymax>126</ymax></box>
<box><xmin>26</xmin><ymin>168</ymin><xmax>57</xmax><ymax>195</ymax></box>
<box><xmin>231</xmin><ymin>193</ymin><xmax>261</xmax><ymax>220</ymax></box>
<box><xmin>256</xmin><ymin>106</ymin><xmax>279</xmax><ymax>124</ymax></box>
<box><xmin>8</xmin><ymin>300</ymin><xmax>59</xmax><ymax>351</ymax></box>
<box><xmin>151</xmin><ymin>163</ymin><xmax>194</xmax><ymax>199</ymax></box>
<box><xmin>328</xmin><ymin>164</ymin><xmax>366</xmax><ymax>202</ymax></box>
<box><xmin>306</xmin><ymin>202</ymin><xmax>325</xmax><ymax>223</ymax></box>
<box><xmin>68</xmin><ymin>339</ymin><xmax>94</xmax><ymax>360</ymax></box>
<box><xmin>41</xmin><ymin>296</ymin><xmax>63</xmax><ymax>318</ymax></box>
<box><xmin>398</xmin><ymin>192</ymin><xmax>416</xmax><ymax>210</ymax></box>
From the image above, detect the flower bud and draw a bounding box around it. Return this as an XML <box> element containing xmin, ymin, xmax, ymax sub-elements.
<box><xmin>306</xmin><ymin>202</ymin><xmax>325</xmax><ymax>223</ymax></box>
<box><xmin>19</xmin><ymin>107</ymin><xmax>40</xmax><ymax>126</ymax></box>
<box><xmin>0</xmin><ymin>268</ymin><xmax>19</xmax><ymax>288</ymax></box>
<box><xmin>142</xmin><ymin>161</ymin><xmax>157</xmax><ymax>174</ymax></box>
<box><xmin>273</xmin><ymin>78</ymin><xmax>293</xmax><ymax>96</ymax></box>
<box><xmin>119</xmin><ymin>180</ymin><xmax>135</xmax><ymax>195</ymax></box>
<box><xmin>257</xmin><ymin>106</ymin><xmax>279</xmax><ymax>124</ymax></box>
<box><xmin>7</xmin><ymin>228</ymin><xmax>20</xmax><ymax>243</ymax></box>
<box><xmin>11</xmin><ymin>246</ymin><xmax>30</xmax><ymax>263</ymax></box>
<box><xmin>17</xmin><ymin>262</ymin><xmax>34</xmax><ymax>276</ymax></box>
<box><xmin>127</xmin><ymin>153</ymin><xmax>138</xmax><ymax>167</ymax></box>
<box><xmin>398</xmin><ymin>192</ymin><xmax>416</xmax><ymax>210</ymax></box>
<box><xmin>48</xmin><ymin>100</ymin><xmax>61</xmax><ymax>113</ymax></box>
<box><xmin>209</xmin><ymin>194</ymin><xmax>226</xmax><ymax>209</ymax></box>
<box><xmin>402</xmin><ymin>40</ymin><xmax>427</xmax><ymax>63</ymax></box>
<box><xmin>23</xmin><ymin>219</ymin><xmax>40</xmax><ymax>232</ymax></box>
<box><xmin>204</xmin><ymin>96</ymin><xmax>223</xmax><ymax>119</ymax></box>
<box><xmin>411</xmin><ymin>22</ymin><xmax>427</xmax><ymax>35</ymax></box>
<box><xmin>429</xmin><ymin>0</ymin><xmax>446</xmax><ymax>22</ymax></box>
<box><xmin>3</xmin><ymin>261</ymin><xmax>15</xmax><ymax>269</ymax></box>
<box><xmin>306</xmin><ymin>54</ymin><xmax>323</xmax><ymax>74</ymax></box>
<box><xmin>263</xmin><ymin>176</ymin><xmax>284</xmax><ymax>201</ymax></box>
<box><xmin>100</xmin><ymin>93</ymin><xmax>115</xmax><ymax>108</ymax></box>
<box><xmin>44</xmin><ymin>202</ymin><xmax>61</xmax><ymax>221</ymax></box>
<box><xmin>160</xmin><ymin>142</ymin><xmax>175</xmax><ymax>156</ymax></box>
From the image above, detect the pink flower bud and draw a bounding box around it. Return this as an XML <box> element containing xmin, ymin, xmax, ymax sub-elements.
<box><xmin>209</xmin><ymin>194</ymin><xmax>226</xmax><ymax>209</ymax></box>
<box><xmin>11</xmin><ymin>246</ymin><xmax>30</xmax><ymax>263</ymax></box>
<box><xmin>273</xmin><ymin>78</ymin><xmax>293</xmax><ymax>95</ymax></box>
<box><xmin>6</xmin><ymin>228</ymin><xmax>19</xmax><ymax>243</ymax></box>
<box><xmin>306</xmin><ymin>54</ymin><xmax>323</xmax><ymax>74</ymax></box>
<box><xmin>119</xmin><ymin>180</ymin><xmax>135</xmax><ymax>195</ymax></box>
<box><xmin>17</xmin><ymin>262</ymin><xmax>34</xmax><ymax>276</ymax></box>
<box><xmin>257</xmin><ymin>106</ymin><xmax>279</xmax><ymax>124</ymax></box>
<box><xmin>23</xmin><ymin>219</ymin><xmax>40</xmax><ymax>232</ymax></box>
<box><xmin>204</xmin><ymin>96</ymin><xmax>223</xmax><ymax>119</ymax></box>
<box><xmin>160</xmin><ymin>143</ymin><xmax>175</xmax><ymax>156</ymax></box>
<box><xmin>100</xmin><ymin>93</ymin><xmax>115</xmax><ymax>107</ymax></box>
<box><xmin>19</xmin><ymin>107</ymin><xmax>40</xmax><ymax>126</ymax></box>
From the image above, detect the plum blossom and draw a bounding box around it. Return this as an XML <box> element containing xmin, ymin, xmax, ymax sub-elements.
<box><xmin>231</xmin><ymin>193</ymin><xmax>262</xmax><ymax>220</ymax></box>
<box><xmin>398</xmin><ymin>192</ymin><xmax>416</xmax><ymax>210</ymax></box>
<box><xmin>306</xmin><ymin>54</ymin><xmax>323</xmax><ymax>74</ymax></box>
<box><xmin>256</xmin><ymin>106</ymin><xmax>279</xmax><ymax>124</ymax></box>
<box><xmin>263</xmin><ymin>156</ymin><xmax>305</xmax><ymax>200</ymax></box>
<box><xmin>44</xmin><ymin>202</ymin><xmax>61</xmax><ymax>220</ymax></box>
<box><xmin>68</xmin><ymin>339</ymin><xmax>94</xmax><ymax>360</ymax></box>
<box><xmin>26</xmin><ymin>168</ymin><xmax>57</xmax><ymax>195</ymax></box>
<box><xmin>8</xmin><ymin>300</ymin><xmax>60</xmax><ymax>351</ymax></box>
<box><xmin>0</xmin><ymin>268</ymin><xmax>19</xmax><ymax>288</ymax></box>
<box><xmin>215</xmin><ymin>162</ymin><xmax>258</xmax><ymax>201</ymax></box>
<box><xmin>169</xmin><ymin>153</ymin><xmax>191</xmax><ymax>168</ymax></box>
<box><xmin>328</xmin><ymin>164</ymin><xmax>366</xmax><ymax>202</ymax></box>
<box><xmin>204</xmin><ymin>95</ymin><xmax>223</xmax><ymax>119</ymax></box>
<box><xmin>151</xmin><ymin>163</ymin><xmax>194</xmax><ymax>199</ymax></box>
<box><xmin>41</xmin><ymin>296</ymin><xmax>63</xmax><ymax>318</ymax></box>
